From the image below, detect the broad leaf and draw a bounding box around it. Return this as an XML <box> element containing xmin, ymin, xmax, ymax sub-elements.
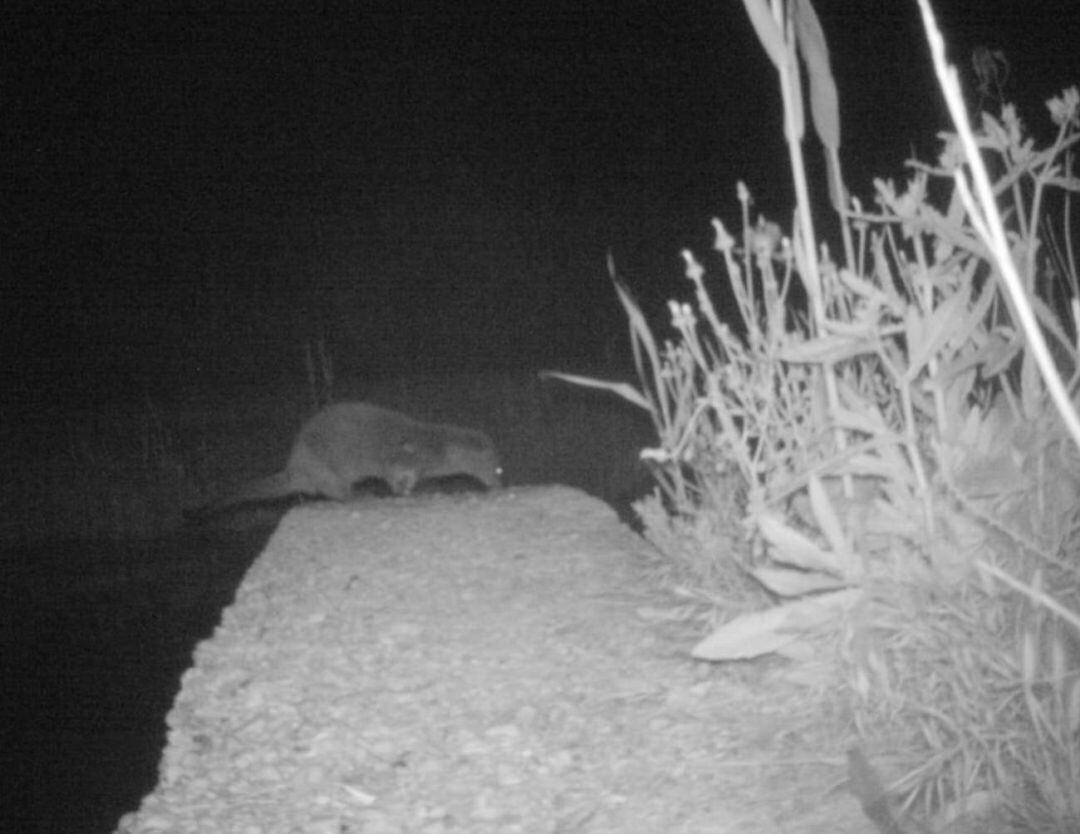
<box><xmin>752</xmin><ymin>566</ymin><xmax>848</xmax><ymax>597</ymax></box>
<box><xmin>692</xmin><ymin>589</ymin><xmax>862</xmax><ymax>660</ymax></box>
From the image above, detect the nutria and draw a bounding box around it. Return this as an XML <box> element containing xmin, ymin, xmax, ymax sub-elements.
<box><xmin>189</xmin><ymin>402</ymin><xmax>502</xmax><ymax>517</ymax></box>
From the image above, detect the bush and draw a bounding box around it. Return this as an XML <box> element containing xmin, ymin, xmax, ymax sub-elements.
<box><xmin>551</xmin><ymin>1</ymin><xmax>1080</xmax><ymax>829</ymax></box>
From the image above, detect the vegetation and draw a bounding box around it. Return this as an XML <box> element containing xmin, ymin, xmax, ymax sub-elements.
<box><xmin>551</xmin><ymin>0</ymin><xmax>1080</xmax><ymax>830</ymax></box>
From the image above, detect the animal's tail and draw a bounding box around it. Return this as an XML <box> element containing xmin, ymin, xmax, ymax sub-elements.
<box><xmin>183</xmin><ymin>470</ymin><xmax>294</xmax><ymax>522</ymax></box>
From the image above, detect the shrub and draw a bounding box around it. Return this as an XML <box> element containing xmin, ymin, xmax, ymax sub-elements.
<box><xmin>550</xmin><ymin>1</ymin><xmax>1080</xmax><ymax>829</ymax></box>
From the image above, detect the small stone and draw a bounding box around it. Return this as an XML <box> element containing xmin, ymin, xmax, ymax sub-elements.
<box><xmin>471</xmin><ymin>789</ymin><xmax>501</xmax><ymax>821</ymax></box>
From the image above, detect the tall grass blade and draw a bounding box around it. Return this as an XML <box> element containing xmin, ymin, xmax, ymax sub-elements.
<box><xmin>539</xmin><ymin>371</ymin><xmax>652</xmax><ymax>412</ymax></box>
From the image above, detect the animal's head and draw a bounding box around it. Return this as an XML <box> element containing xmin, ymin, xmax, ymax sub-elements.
<box><xmin>444</xmin><ymin>433</ymin><xmax>503</xmax><ymax>489</ymax></box>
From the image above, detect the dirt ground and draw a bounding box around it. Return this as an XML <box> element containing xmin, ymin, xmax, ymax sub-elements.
<box><xmin>115</xmin><ymin>485</ymin><xmax>881</xmax><ymax>833</ymax></box>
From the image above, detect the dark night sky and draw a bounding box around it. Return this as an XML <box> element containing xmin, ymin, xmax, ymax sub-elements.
<box><xmin>5</xmin><ymin>1</ymin><xmax>1078</xmax><ymax>404</ymax></box>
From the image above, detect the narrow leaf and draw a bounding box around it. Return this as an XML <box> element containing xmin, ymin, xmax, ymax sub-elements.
<box><xmin>830</xmin><ymin>404</ymin><xmax>889</xmax><ymax>436</ymax></box>
<box><xmin>692</xmin><ymin>605</ymin><xmax>799</xmax><ymax>660</ymax></box>
<box><xmin>905</xmin><ymin>292</ymin><xmax>967</xmax><ymax>381</ymax></box>
<box><xmin>903</xmin><ymin>305</ymin><xmax>924</xmax><ymax>371</ymax></box>
<box><xmin>742</xmin><ymin>0</ymin><xmax>786</xmax><ymax>70</ymax></box>
<box><xmin>612</xmin><ymin>277</ymin><xmax>650</xmax><ymax>376</ymax></box>
<box><xmin>793</xmin><ymin>0</ymin><xmax>840</xmax><ymax>150</ymax></box>
<box><xmin>540</xmin><ymin>371</ymin><xmax>652</xmax><ymax>411</ymax></box>
<box><xmin>1020</xmin><ymin>349</ymin><xmax>1042</xmax><ymax>419</ymax></box>
<box><xmin>784</xmin><ymin>36</ymin><xmax>806</xmax><ymax>143</ymax></box>
<box><xmin>981</xmin><ymin>333</ymin><xmax>1022</xmax><ymax>378</ymax></box>
<box><xmin>612</xmin><ymin>275</ymin><xmax>663</xmax><ymax>414</ymax></box>
<box><xmin>808</xmin><ymin>474</ymin><xmax>849</xmax><ymax>557</ymax></box>
<box><xmin>1030</xmin><ymin>293</ymin><xmax>1078</xmax><ymax>364</ymax></box>
<box><xmin>825</xmin><ymin>146</ymin><xmax>846</xmax><ymax>213</ymax></box>
<box><xmin>778</xmin><ymin>334</ymin><xmax>876</xmax><ymax>364</ymax></box>
<box><xmin>756</xmin><ymin>509</ymin><xmax>844</xmax><ymax>575</ymax></box>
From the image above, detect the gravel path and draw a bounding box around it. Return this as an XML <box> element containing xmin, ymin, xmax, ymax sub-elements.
<box><xmin>116</xmin><ymin>485</ymin><xmax>874</xmax><ymax>833</ymax></box>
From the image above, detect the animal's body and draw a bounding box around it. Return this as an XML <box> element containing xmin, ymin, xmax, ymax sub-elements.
<box><xmin>192</xmin><ymin>402</ymin><xmax>502</xmax><ymax>516</ymax></box>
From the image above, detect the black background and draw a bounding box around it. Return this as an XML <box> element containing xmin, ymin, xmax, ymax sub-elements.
<box><xmin>5</xmin><ymin>1</ymin><xmax>1077</xmax><ymax>404</ymax></box>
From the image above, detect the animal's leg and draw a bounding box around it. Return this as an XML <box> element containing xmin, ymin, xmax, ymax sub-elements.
<box><xmin>303</xmin><ymin>469</ymin><xmax>354</xmax><ymax>502</ymax></box>
<box><xmin>387</xmin><ymin>466</ymin><xmax>419</xmax><ymax>496</ymax></box>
